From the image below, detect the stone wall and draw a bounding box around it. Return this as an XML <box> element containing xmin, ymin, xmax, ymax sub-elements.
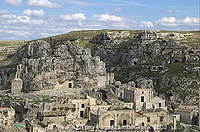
<box><xmin>0</xmin><ymin>107</ymin><xmax>15</xmax><ymax>127</ymax></box>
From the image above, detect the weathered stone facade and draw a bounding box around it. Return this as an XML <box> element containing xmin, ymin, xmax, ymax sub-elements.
<box><xmin>117</xmin><ymin>79</ymin><xmax>167</xmax><ymax>112</ymax></box>
<box><xmin>0</xmin><ymin>107</ymin><xmax>15</xmax><ymax>127</ymax></box>
<box><xmin>11</xmin><ymin>64</ymin><xmax>23</xmax><ymax>94</ymax></box>
<box><xmin>99</xmin><ymin>109</ymin><xmax>169</xmax><ymax>129</ymax></box>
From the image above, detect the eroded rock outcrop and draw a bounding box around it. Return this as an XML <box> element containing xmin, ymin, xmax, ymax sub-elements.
<box><xmin>135</xmin><ymin>30</ymin><xmax>185</xmax><ymax>40</ymax></box>
<box><xmin>91</xmin><ymin>31</ymin><xmax>130</xmax><ymax>44</ymax></box>
<box><xmin>90</xmin><ymin>30</ymin><xmax>199</xmax><ymax>103</ymax></box>
<box><xmin>15</xmin><ymin>40</ymin><xmax>107</xmax><ymax>92</ymax></box>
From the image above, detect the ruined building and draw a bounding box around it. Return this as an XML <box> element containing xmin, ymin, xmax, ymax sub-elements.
<box><xmin>11</xmin><ymin>64</ymin><xmax>23</xmax><ymax>94</ymax></box>
<box><xmin>0</xmin><ymin>107</ymin><xmax>15</xmax><ymax>127</ymax></box>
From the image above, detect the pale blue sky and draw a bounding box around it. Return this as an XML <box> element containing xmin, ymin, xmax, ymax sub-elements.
<box><xmin>0</xmin><ymin>0</ymin><xmax>199</xmax><ymax>40</ymax></box>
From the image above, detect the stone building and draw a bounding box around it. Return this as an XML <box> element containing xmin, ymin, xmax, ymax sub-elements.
<box><xmin>38</xmin><ymin>96</ymin><xmax>98</xmax><ymax>128</ymax></box>
<box><xmin>99</xmin><ymin>110</ymin><xmax>135</xmax><ymax>127</ymax></box>
<box><xmin>133</xmin><ymin>88</ymin><xmax>154</xmax><ymax>111</ymax></box>
<box><xmin>98</xmin><ymin>109</ymin><xmax>170</xmax><ymax>130</ymax></box>
<box><xmin>147</xmin><ymin>96</ymin><xmax>167</xmax><ymax>110</ymax></box>
<box><xmin>141</xmin><ymin>108</ymin><xmax>170</xmax><ymax>128</ymax></box>
<box><xmin>70</xmin><ymin>98</ymin><xmax>90</xmax><ymax>118</ymax></box>
<box><xmin>106</xmin><ymin>72</ymin><xmax>115</xmax><ymax>85</ymax></box>
<box><xmin>0</xmin><ymin>107</ymin><xmax>15</xmax><ymax>127</ymax></box>
<box><xmin>119</xmin><ymin>84</ymin><xmax>166</xmax><ymax>111</ymax></box>
<box><xmin>11</xmin><ymin>64</ymin><xmax>23</xmax><ymax>94</ymax></box>
<box><xmin>175</xmin><ymin>105</ymin><xmax>199</xmax><ymax>125</ymax></box>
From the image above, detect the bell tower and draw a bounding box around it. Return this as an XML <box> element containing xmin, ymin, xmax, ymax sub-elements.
<box><xmin>11</xmin><ymin>64</ymin><xmax>23</xmax><ymax>94</ymax></box>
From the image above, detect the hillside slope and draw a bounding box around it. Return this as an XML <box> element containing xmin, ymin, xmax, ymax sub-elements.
<box><xmin>0</xmin><ymin>30</ymin><xmax>199</xmax><ymax>104</ymax></box>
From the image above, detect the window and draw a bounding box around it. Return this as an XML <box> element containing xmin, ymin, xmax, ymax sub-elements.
<box><xmin>120</xmin><ymin>93</ymin><xmax>123</xmax><ymax>98</ymax></box>
<box><xmin>159</xmin><ymin>103</ymin><xmax>162</xmax><ymax>107</ymax></box>
<box><xmin>141</xmin><ymin>96</ymin><xmax>144</xmax><ymax>102</ymax></box>
<box><xmin>152</xmin><ymin>104</ymin><xmax>155</xmax><ymax>109</ymax></box>
<box><xmin>123</xmin><ymin>120</ymin><xmax>127</xmax><ymax>126</ymax></box>
<box><xmin>142</xmin><ymin>91</ymin><xmax>144</xmax><ymax>94</ymax></box>
<box><xmin>4</xmin><ymin>120</ymin><xmax>8</xmax><ymax>126</ymax></box>
<box><xmin>81</xmin><ymin>104</ymin><xmax>85</xmax><ymax>108</ymax></box>
<box><xmin>68</xmin><ymin>83</ymin><xmax>72</xmax><ymax>88</ymax></box>
<box><xmin>160</xmin><ymin>117</ymin><xmax>164</xmax><ymax>122</ymax></box>
<box><xmin>110</xmin><ymin>120</ymin><xmax>114</xmax><ymax>126</ymax></box>
<box><xmin>80</xmin><ymin>111</ymin><xmax>84</xmax><ymax>118</ymax></box>
<box><xmin>142</xmin><ymin>122</ymin><xmax>144</xmax><ymax>126</ymax></box>
<box><xmin>147</xmin><ymin>117</ymin><xmax>150</xmax><ymax>122</ymax></box>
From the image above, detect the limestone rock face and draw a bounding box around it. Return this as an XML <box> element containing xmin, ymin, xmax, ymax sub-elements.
<box><xmin>135</xmin><ymin>30</ymin><xmax>185</xmax><ymax>40</ymax></box>
<box><xmin>16</xmin><ymin>40</ymin><xmax>107</xmax><ymax>92</ymax></box>
<box><xmin>90</xmin><ymin>30</ymin><xmax>199</xmax><ymax>104</ymax></box>
<box><xmin>91</xmin><ymin>31</ymin><xmax>130</xmax><ymax>44</ymax></box>
<box><xmin>135</xmin><ymin>30</ymin><xmax>158</xmax><ymax>40</ymax></box>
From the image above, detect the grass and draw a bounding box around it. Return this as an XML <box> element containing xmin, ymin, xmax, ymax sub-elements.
<box><xmin>0</xmin><ymin>40</ymin><xmax>26</xmax><ymax>47</ymax></box>
<box><xmin>74</xmin><ymin>41</ymin><xmax>95</xmax><ymax>48</ymax></box>
<box><xmin>39</xmin><ymin>29</ymin><xmax>147</xmax><ymax>42</ymax></box>
<box><xmin>165</xmin><ymin>63</ymin><xmax>200</xmax><ymax>78</ymax></box>
<box><xmin>0</xmin><ymin>40</ymin><xmax>26</xmax><ymax>67</ymax></box>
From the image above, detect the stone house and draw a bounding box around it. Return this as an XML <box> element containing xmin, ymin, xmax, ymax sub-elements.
<box><xmin>40</xmin><ymin>102</ymin><xmax>89</xmax><ymax>130</ymax></box>
<box><xmin>119</xmin><ymin>85</ymin><xmax>166</xmax><ymax>112</ymax></box>
<box><xmin>145</xmin><ymin>96</ymin><xmax>167</xmax><ymax>110</ymax></box>
<box><xmin>117</xmin><ymin>86</ymin><xmax>125</xmax><ymax>100</ymax></box>
<box><xmin>134</xmin><ymin>112</ymin><xmax>147</xmax><ymax>127</ymax></box>
<box><xmin>141</xmin><ymin>108</ymin><xmax>170</xmax><ymax>128</ymax></box>
<box><xmin>99</xmin><ymin>110</ymin><xmax>135</xmax><ymax>127</ymax></box>
<box><xmin>133</xmin><ymin>88</ymin><xmax>154</xmax><ymax>111</ymax></box>
<box><xmin>0</xmin><ymin>107</ymin><xmax>15</xmax><ymax>127</ymax></box>
<box><xmin>98</xmin><ymin>109</ymin><xmax>170</xmax><ymax>129</ymax></box>
<box><xmin>88</xmin><ymin>105</ymin><xmax>112</xmax><ymax>126</ymax></box>
<box><xmin>70</xmin><ymin>98</ymin><xmax>90</xmax><ymax>118</ymax></box>
<box><xmin>90</xmin><ymin>105</ymin><xmax>112</xmax><ymax>116</ymax></box>
<box><xmin>175</xmin><ymin>105</ymin><xmax>199</xmax><ymax>125</ymax></box>
<box><xmin>106</xmin><ymin>72</ymin><xmax>115</xmax><ymax>85</ymax></box>
<box><xmin>39</xmin><ymin>96</ymin><xmax>97</xmax><ymax>128</ymax></box>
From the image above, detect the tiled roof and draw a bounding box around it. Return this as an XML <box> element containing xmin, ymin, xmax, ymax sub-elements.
<box><xmin>175</xmin><ymin>108</ymin><xmax>194</xmax><ymax>112</ymax></box>
<box><xmin>135</xmin><ymin>112</ymin><xmax>146</xmax><ymax>117</ymax></box>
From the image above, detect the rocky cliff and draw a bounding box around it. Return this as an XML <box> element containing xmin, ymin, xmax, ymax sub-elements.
<box><xmin>0</xmin><ymin>30</ymin><xmax>199</xmax><ymax>104</ymax></box>
<box><xmin>89</xmin><ymin>30</ymin><xmax>199</xmax><ymax>104</ymax></box>
<box><xmin>14</xmin><ymin>40</ymin><xmax>107</xmax><ymax>92</ymax></box>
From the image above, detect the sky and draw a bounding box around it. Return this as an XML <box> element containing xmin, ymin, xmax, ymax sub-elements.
<box><xmin>0</xmin><ymin>0</ymin><xmax>199</xmax><ymax>40</ymax></box>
